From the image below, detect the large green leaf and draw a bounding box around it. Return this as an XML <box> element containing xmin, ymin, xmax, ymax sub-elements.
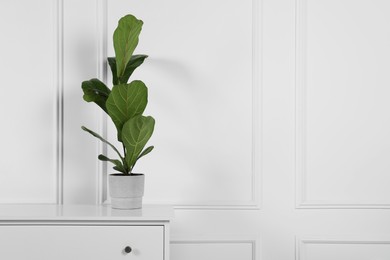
<box><xmin>108</xmin><ymin>55</ymin><xmax>148</xmax><ymax>85</ymax></box>
<box><xmin>113</xmin><ymin>14</ymin><xmax>143</xmax><ymax>79</ymax></box>
<box><xmin>81</xmin><ymin>78</ymin><xmax>111</xmax><ymax>113</ymax></box>
<box><xmin>122</xmin><ymin>115</ymin><xmax>155</xmax><ymax>170</ymax></box>
<box><xmin>106</xmin><ymin>80</ymin><xmax>148</xmax><ymax>141</ymax></box>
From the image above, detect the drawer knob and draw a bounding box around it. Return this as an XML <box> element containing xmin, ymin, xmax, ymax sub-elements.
<box><xmin>124</xmin><ymin>246</ymin><xmax>132</xmax><ymax>254</ymax></box>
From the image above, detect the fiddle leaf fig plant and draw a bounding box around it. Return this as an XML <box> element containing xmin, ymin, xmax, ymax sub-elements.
<box><xmin>81</xmin><ymin>14</ymin><xmax>155</xmax><ymax>175</ymax></box>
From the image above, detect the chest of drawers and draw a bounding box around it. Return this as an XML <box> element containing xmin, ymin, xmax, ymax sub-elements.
<box><xmin>0</xmin><ymin>204</ymin><xmax>173</xmax><ymax>260</ymax></box>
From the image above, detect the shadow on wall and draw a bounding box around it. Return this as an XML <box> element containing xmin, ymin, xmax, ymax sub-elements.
<box><xmin>62</xmin><ymin>33</ymin><xmax>101</xmax><ymax>203</ymax></box>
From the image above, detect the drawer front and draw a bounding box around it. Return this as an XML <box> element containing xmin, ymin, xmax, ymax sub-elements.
<box><xmin>0</xmin><ymin>225</ymin><xmax>164</xmax><ymax>260</ymax></box>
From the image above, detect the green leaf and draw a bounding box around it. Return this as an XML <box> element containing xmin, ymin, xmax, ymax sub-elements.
<box><xmin>122</xmin><ymin>115</ymin><xmax>155</xmax><ymax>171</ymax></box>
<box><xmin>98</xmin><ymin>154</ymin><xmax>126</xmax><ymax>173</ymax></box>
<box><xmin>81</xmin><ymin>78</ymin><xmax>111</xmax><ymax>113</ymax></box>
<box><xmin>106</xmin><ymin>80</ymin><xmax>148</xmax><ymax>141</ymax></box>
<box><xmin>121</xmin><ymin>55</ymin><xmax>148</xmax><ymax>84</ymax></box>
<box><xmin>113</xmin><ymin>166</ymin><xmax>124</xmax><ymax>172</ymax></box>
<box><xmin>113</xmin><ymin>14</ymin><xmax>143</xmax><ymax>79</ymax></box>
<box><xmin>137</xmin><ymin>146</ymin><xmax>154</xmax><ymax>160</ymax></box>
<box><xmin>108</xmin><ymin>55</ymin><xmax>148</xmax><ymax>85</ymax></box>
<box><xmin>81</xmin><ymin>126</ymin><xmax>124</xmax><ymax>162</ymax></box>
<box><xmin>107</xmin><ymin>57</ymin><xmax>118</xmax><ymax>85</ymax></box>
<box><xmin>132</xmin><ymin>145</ymin><xmax>154</xmax><ymax>170</ymax></box>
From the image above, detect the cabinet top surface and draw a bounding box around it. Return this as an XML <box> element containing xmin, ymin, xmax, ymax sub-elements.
<box><xmin>0</xmin><ymin>204</ymin><xmax>173</xmax><ymax>222</ymax></box>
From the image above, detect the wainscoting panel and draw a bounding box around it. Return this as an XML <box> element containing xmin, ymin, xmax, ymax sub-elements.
<box><xmin>102</xmin><ymin>0</ymin><xmax>261</xmax><ymax>208</ymax></box>
<box><xmin>0</xmin><ymin>0</ymin><xmax>58</xmax><ymax>203</ymax></box>
<box><xmin>62</xmin><ymin>0</ymin><xmax>102</xmax><ymax>204</ymax></box>
<box><xmin>297</xmin><ymin>239</ymin><xmax>390</xmax><ymax>260</ymax></box>
<box><xmin>171</xmin><ymin>239</ymin><xmax>256</xmax><ymax>260</ymax></box>
<box><xmin>295</xmin><ymin>0</ymin><xmax>390</xmax><ymax>208</ymax></box>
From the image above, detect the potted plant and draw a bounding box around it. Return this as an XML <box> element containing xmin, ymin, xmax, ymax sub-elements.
<box><xmin>81</xmin><ymin>14</ymin><xmax>155</xmax><ymax>209</ymax></box>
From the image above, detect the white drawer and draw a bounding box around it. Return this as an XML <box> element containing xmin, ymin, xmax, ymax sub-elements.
<box><xmin>0</xmin><ymin>225</ymin><xmax>164</xmax><ymax>260</ymax></box>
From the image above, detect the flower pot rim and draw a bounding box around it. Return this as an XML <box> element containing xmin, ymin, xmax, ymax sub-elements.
<box><xmin>110</xmin><ymin>173</ymin><xmax>144</xmax><ymax>177</ymax></box>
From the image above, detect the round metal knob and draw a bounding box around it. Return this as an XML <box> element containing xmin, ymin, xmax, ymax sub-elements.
<box><xmin>124</xmin><ymin>246</ymin><xmax>132</xmax><ymax>254</ymax></box>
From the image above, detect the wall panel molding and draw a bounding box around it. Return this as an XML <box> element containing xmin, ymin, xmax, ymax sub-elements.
<box><xmin>296</xmin><ymin>237</ymin><xmax>390</xmax><ymax>260</ymax></box>
<box><xmin>97</xmin><ymin>0</ymin><xmax>262</xmax><ymax>210</ymax></box>
<box><xmin>55</xmin><ymin>0</ymin><xmax>65</xmax><ymax>205</ymax></box>
<box><xmin>96</xmin><ymin>0</ymin><xmax>108</xmax><ymax>205</ymax></box>
<box><xmin>294</xmin><ymin>0</ymin><xmax>390</xmax><ymax>209</ymax></box>
<box><xmin>171</xmin><ymin>236</ymin><xmax>259</xmax><ymax>260</ymax></box>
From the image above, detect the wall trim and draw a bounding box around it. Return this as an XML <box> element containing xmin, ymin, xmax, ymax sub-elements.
<box><xmin>55</xmin><ymin>0</ymin><xmax>64</xmax><ymax>205</ymax></box>
<box><xmin>294</xmin><ymin>0</ymin><xmax>390</xmax><ymax>209</ymax></box>
<box><xmin>294</xmin><ymin>0</ymin><xmax>307</xmax><ymax>209</ymax></box>
<box><xmin>96</xmin><ymin>0</ymin><xmax>108</xmax><ymax>205</ymax></box>
<box><xmin>98</xmin><ymin>0</ymin><xmax>262</xmax><ymax>210</ymax></box>
<box><xmin>296</xmin><ymin>202</ymin><xmax>390</xmax><ymax>209</ymax></box>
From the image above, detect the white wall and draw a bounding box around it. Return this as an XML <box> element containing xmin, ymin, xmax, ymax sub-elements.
<box><xmin>0</xmin><ymin>0</ymin><xmax>57</xmax><ymax>203</ymax></box>
<box><xmin>1</xmin><ymin>0</ymin><xmax>390</xmax><ymax>259</ymax></box>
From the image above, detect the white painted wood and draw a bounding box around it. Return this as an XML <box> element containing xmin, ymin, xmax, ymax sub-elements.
<box><xmin>171</xmin><ymin>241</ymin><xmax>254</xmax><ymax>260</ymax></box>
<box><xmin>297</xmin><ymin>239</ymin><xmax>390</xmax><ymax>260</ymax></box>
<box><xmin>0</xmin><ymin>204</ymin><xmax>173</xmax><ymax>222</ymax></box>
<box><xmin>296</xmin><ymin>0</ymin><xmax>390</xmax><ymax>208</ymax></box>
<box><xmin>0</xmin><ymin>225</ymin><xmax>163</xmax><ymax>260</ymax></box>
<box><xmin>0</xmin><ymin>0</ymin><xmax>57</xmax><ymax>203</ymax></box>
<box><xmin>171</xmin><ymin>237</ymin><xmax>258</xmax><ymax>260</ymax></box>
<box><xmin>0</xmin><ymin>205</ymin><xmax>172</xmax><ymax>260</ymax></box>
<box><xmin>62</xmin><ymin>0</ymin><xmax>101</xmax><ymax>204</ymax></box>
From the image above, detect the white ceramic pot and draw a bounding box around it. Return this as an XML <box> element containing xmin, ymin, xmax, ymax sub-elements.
<box><xmin>109</xmin><ymin>174</ymin><xmax>145</xmax><ymax>210</ymax></box>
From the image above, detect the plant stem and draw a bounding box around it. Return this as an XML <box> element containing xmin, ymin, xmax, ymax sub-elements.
<box><xmin>122</xmin><ymin>143</ymin><xmax>130</xmax><ymax>174</ymax></box>
<box><xmin>122</xmin><ymin>143</ymin><xmax>126</xmax><ymax>158</ymax></box>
